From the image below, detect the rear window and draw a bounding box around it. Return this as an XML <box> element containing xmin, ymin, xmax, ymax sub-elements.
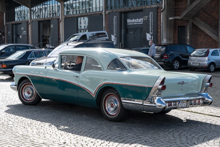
<box><xmin>191</xmin><ymin>49</ymin><xmax>209</xmax><ymax>57</ymax></box>
<box><xmin>156</xmin><ymin>46</ymin><xmax>166</xmax><ymax>54</ymax></box>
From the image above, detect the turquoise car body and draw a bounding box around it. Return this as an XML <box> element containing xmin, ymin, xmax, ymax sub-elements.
<box><xmin>11</xmin><ymin>48</ymin><xmax>213</xmax><ymax>112</ymax></box>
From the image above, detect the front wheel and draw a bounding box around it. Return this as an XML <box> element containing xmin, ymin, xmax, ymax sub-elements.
<box><xmin>18</xmin><ymin>79</ymin><xmax>41</xmax><ymax>105</ymax></box>
<box><xmin>101</xmin><ymin>88</ymin><xmax>128</xmax><ymax>121</ymax></box>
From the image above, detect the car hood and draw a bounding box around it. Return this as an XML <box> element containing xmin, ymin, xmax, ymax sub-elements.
<box><xmin>131</xmin><ymin>70</ymin><xmax>206</xmax><ymax>97</ymax></box>
<box><xmin>30</xmin><ymin>57</ymin><xmax>57</xmax><ymax>66</ymax></box>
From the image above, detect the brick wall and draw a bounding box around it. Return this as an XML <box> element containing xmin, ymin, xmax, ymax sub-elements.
<box><xmin>173</xmin><ymin>0</ymin><xmax>219</xmax><ymax>48</ymax></box>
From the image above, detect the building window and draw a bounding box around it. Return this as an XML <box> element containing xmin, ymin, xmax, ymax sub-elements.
<box><xmin>107</xmin><ymin>0</ymin><xmax>162</xmax><ymax>10</ymax></box>
<box><xmin>15</xmin><ymin>6</ymin><xmax>29</xmax><ymax>21</ymax></box>
<box><xmin>78</xmin><ymin>17</ymin><xmax>88</xmax><ymax>33</ymax></box>
<box><xmin>31</xmin><ymin>0</ymin><xmax>60</xmax><ymax>20</ymax></box>
<box><xmin>64</xmin><ymin>0</ymin><xmax>103</xmax><ymax>16</ymax></box>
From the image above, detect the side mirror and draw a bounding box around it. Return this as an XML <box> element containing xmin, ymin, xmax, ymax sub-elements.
<box><xmin>52</xmin><ymin>63</ymin><xmax>58</xmax><ymax>69</ymax></box>
<box><xmin>0</xmin><ymin>50</ymin><xmax>5</xmax><ymax>55</ymax></box>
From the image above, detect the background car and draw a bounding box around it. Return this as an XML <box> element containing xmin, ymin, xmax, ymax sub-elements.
<box><xmin>0</xmin><ymin>44</ymin><xmax>36</xmax><ymax>59</ymax></box>
<box><xmin>65</xmin><ymin>31</ymin><xmax>109</xmax><ymax>42</ymax></box>
<box><xmin>132</xmin><ymin>47</ymin><xmax>149</xmax><ymax>55</ymax></box>
<box><xmin>154</xmin><ymin>44</ymin><xmax>195</xmax><ymax>69</ymax></box>
<box><xmin>188</xmin><ymin>48</ymin><xmax>220</xmax><ymax>72</ymax></box>
<box><xmin>30</xmin><ymin>40</ymin><xmax>115</xmax><ymax>66</ymax></box>
<box><xmin>0</xmin><ymin>49</ymin><xmax>52</xmax><ymax>76</ymax></box>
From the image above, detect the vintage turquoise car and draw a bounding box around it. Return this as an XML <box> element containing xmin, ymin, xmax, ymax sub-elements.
<box><xmin>10</xmin><ymin>48</ymin><xmax>213</xmax><ymax>121</ymax></box>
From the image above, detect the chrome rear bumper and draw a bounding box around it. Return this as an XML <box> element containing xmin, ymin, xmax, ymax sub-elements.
<box><xmin>10</xmin><ymin>82</ymin><xmax>17</xmax><ymax>91</ymax></box>
<box><xmin>121</xmin><ymin>93</ymin><xmax>213</xmax><ymax>113</ymax></box>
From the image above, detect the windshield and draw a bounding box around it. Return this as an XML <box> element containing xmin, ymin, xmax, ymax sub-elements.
<box><xmin>66</xmin><ymin>34</ymin><xmax>79</xmax><ymax>42</ymax></box>
<box><xmin>6</xmin><ymin>51</ymin><xmax>26</xmax><ymax>60</ymax></box>
<box><xmin>120</xmin><ymin>57</ymin><xmax>160</xmax><ymax>70</ymax></box>
<box><xmin>0</xmin><ymin>45</ymin><xmax>8</xmax><ymax>50</ymax></box>
<box><xmin>191</xmin><ymin>49</ymin><xmax>208</xmax><ymax>57</ymax></box>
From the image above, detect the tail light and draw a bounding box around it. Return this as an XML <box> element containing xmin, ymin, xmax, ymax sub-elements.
<box><xmin>158</xmin><ymin>77</ymin><xmax>166</xmax><ymax>91</ymax></box>
<box><xmin>0</xmin><ymin>64</ymin><xmax>7</xmax><ymax>68</ymax></box>
<box><xmin>163</xmin><ymin>54</ymin><xmax>169</xmax><ymax>59</ymax></box>
<box><xmin>205</xmin><ymin>49</ymin><xmax>209</xmax><ymax>57</ymax></box>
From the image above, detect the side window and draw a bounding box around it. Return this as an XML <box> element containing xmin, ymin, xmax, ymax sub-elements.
<box><xmin>2</xmin><ymin>46</ymin><xmax>16</xmax><ymax>54</ymax></box>
<box><xmin>33</xmin><ymin>51</ymin><xmax>45</xmax><ymax>58</ymax></box>
<box><xmin>186</xmin><ymin>46</ymin><xmax>194</xmax><ymax>53</ymax></box>
<box><xmin>178</xmin><ymin>45</ymin><xmax>187</xmax><ymax>52</ymax></box>
<box><xmin>61</xmin><ymin>55</ymin><xmax>78</xmax><ymax>69</ymax></box>
<box><xmin>168</xmin><ymin>45</ymin><xmax>178</xmax><ymax>52</ymax></box>
<box><xmin>79</xmin><ymin>35</ymin><xmax>87</xmax><ymax>41</ymax></box>
<box><xmin>16</xmin><ymin>46</ymin><xmax>29</xmax><ymax>51</ymax></box>
<box><xmin>107</xmin><ymin>59</ymin><xmax>127</xmax><ymax>71</ymax></box>
<box><xmin>84</xmin><ymin>57</ymin><xmax>102</xmax><ymax>71</ymax></box>
<box><xmin>211</xmin><ymin>50</ymin><xmax>219</xmax><ymax>56</ymax></box>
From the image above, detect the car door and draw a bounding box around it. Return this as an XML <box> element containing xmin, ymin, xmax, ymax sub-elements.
<box><xmin>78</xmin><ymin>56</ymin><xmax>103</xmax><ymax>107</ymax></box>
<box><xmin>0</xmin><ymin>45</ymin><xmax>16</xmax><ymax>59</ymax></box>
<box><xmin>178</xmin><ymin>45</ymin><xmax>189</xmax><ymax>66</ymax></box>
<box><xmin>210</xmin><ymin>50</ymin><xmax>220</xmax><ymax>68</ymax></box>
<box><xmin>44</xmin><ymin>54</ymin><xmax>82</xmax><ymax>103</ymax></box>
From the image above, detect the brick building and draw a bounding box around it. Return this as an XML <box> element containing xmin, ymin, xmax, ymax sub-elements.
<box><xmin>0</xmin><ymin>0</ymin><xmax>219</xmax><ymax>49</ymax></box>
<box><xmin>167</xmin><ymin>0</ymin><xmax>220</xmax><ymax>49</ymax></box>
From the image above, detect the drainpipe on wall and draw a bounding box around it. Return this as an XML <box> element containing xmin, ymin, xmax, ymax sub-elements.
<box><xmin>29</xmin><ymin>7</ymin><xmax>32</xmax><ymax>45</ymax></box>
<box><xmin>60</xmin><ymin>1</ymin><xmax>64</xmax><ymax>43</ymax></box>
<box><xmin>103</xmin><ymin>0</ymin><xmax>106</xmax><ymax>31</ymax></box>
<box><xmin>4</xmin><ymin>12</ymin><xmax>6</xmax><ymax>44</ymax></box>
<box><xmin>161</xmin><ymin>0</ymin><xmax>165</xmax><ymax>45</ymax></box>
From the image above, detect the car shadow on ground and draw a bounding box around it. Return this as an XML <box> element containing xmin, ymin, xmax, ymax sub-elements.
<box><xmin>6</xmin><ymin>100</ymin><xmax>220</xmax><ymax>146</ymax></box>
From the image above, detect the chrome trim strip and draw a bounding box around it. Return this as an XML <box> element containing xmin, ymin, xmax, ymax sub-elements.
<box><xmin>10</xmin><ymin>82</ymin><xmax>17</xmax><ymax>91</ymax></box>
<box><xmin>163</xmin><ymin>96</ymin><xmax>204</xmax><ymax>102</ymax></box>
<box><xmin>121</xmin><ymin>98</ymin><xmax>143</xmax><ymax>105</ymax></box>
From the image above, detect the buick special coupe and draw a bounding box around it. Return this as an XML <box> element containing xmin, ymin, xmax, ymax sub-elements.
<box><xmin>10</xmin><ymin>48</ymin><xmax>213</xmax><ymax>121</ymax></box>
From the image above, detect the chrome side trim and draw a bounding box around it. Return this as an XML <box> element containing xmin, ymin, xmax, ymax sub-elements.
<box><xmin>10</xmin><ymin>82</ymin><xmax>17</xmax><ymax>91</ymax></box>
<box><xmin>0</xmin><ymin>68</ymin><xmax>13</xmax><ymax>71</ymax></box>
<box><xmin>121</xmin><ymin>98</ymin><xmax>143</xmax><ymax>105</ymax></box>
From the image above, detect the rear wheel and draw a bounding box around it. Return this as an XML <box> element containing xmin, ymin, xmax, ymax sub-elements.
<box><xmin>100</xmin><ymin>88</ymin><xmax>128</xmax><ymax>121</ymax></box>
<box><xmin>18</xmin><ymin>79</ymin><xmax>41</xmax><ymax>105</ymax></box>
<box><xmin>208</xmin><ymin>63</ymin><xmax>215</xmax><ymax>72</ymax></box>
<box><xmin>172</xmin><ymin>59</ymin><xmax>180</xmax><ymax>70</ymax></box>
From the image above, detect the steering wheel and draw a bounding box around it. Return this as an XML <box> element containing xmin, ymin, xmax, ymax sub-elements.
<box><xmin>65</xmin><ymin>61</ymin><xmax>76</xmax><ymax>70</ymax></box>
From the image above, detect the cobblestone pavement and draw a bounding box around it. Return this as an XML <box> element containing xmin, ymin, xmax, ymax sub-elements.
<box><xmin>1</xmin><ymin>74</ymin><xmax>220</xmax><ymax>147</ymax></box>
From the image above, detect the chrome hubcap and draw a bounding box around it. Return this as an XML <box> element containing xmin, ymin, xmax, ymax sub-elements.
<box><xmin>210</xmin><ymin>65</ymin><xmax>215</xmax><ymax>72</ymax></box>
<box><xmin>22</xmin><ymin>85</ymin><xmax>35</xmax><ymax>101</ymax></box>
<box><xmin>173</xmin><ymin>61</ymin><xmax>179</xmax><ymax>69</ymax></box>
<box><xmin>105</xmin><ymin>95</ymin><xmax>119</xmax><ymax>116</ymax></box>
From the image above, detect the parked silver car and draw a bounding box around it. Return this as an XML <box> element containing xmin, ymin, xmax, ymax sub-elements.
<box><xmin>188</xmin><ymin>48</ymin><xmax>220</xmax><ymax>72</ymax></box>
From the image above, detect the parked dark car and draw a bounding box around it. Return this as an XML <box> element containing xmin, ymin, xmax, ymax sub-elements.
<box><xmin>132</xmin><ymin>47</ymin><xmax>149</xmax><ymax>55</ymax></box>
<box><xmin>30</xmin><ymin>40</ymin><xmax>115</xmax><ymax>66</ymax></box>
<box><xmin>0</xmin><ymin>44</ymin><xmax>36</xmax><ymax>59</ymax></box>
<box><xmin>0</xmin><ymin>49</ymin><xmax>52</xmax><ymax>76</ymax></box>
<box><xmin>154</xmin><ymin>44</ymin><xmax>195</xmax><ymax>69</ymax></box>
